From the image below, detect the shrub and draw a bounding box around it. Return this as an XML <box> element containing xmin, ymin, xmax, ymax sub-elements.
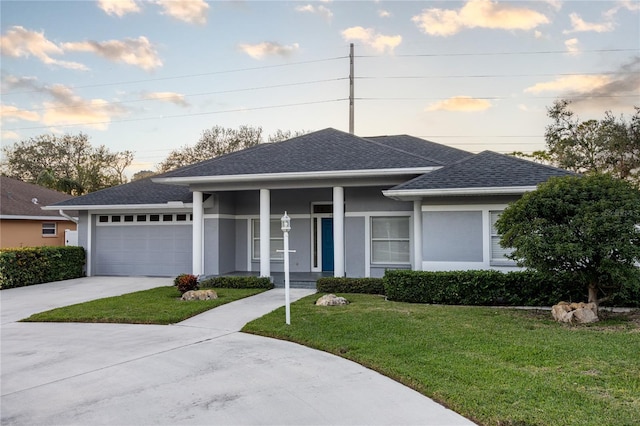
<box><xmin>0</xmin><ymin>246</ymin><xmax>85</xmax><ymax>290</ymax></box>
<box><xmin>382</xmin><ymin>269</ymin><xmax>634</xmax><ymax>307</ymax></box>
<box><xmin>199</xmin><ymin>276</ymin><xmax>273</xmax><ymax>289</ymax></box>
<box><xmin>316</xmin><ymin>277</ymin><xmax>385</xmax><ymax>294</ymax></box>
<box><xmin>174</xmin><ymin>274</ymin><xmax>199</xmax><ymax>294</ymax></box>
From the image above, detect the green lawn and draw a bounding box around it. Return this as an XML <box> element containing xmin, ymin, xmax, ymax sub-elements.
<box><xmin>22</xmin><ymin>286</ymin><xmax>266</xmax><ymax>324</ymax></box>
<box><xmin>243</xmin><ymin>293</ymin><xmax>640</xmax><ymax>426</ymax></box>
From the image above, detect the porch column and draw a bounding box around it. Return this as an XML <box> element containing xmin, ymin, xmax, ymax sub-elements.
<box><xmin>333</xmin><ymin>186</ymin><xmax>345</xmax><ymax>277</ymax></box>
<box><xmin>259</xmin><ymin>189</ymin><xmax>271</xmax><ymax>278</ymax></box>
<box><xmin>192</xmin><ymin>190</ymin><xmax>203</xmax><ymax>276</ymax></box>
<box><xmin>413</xmin><ymin>200</ymin><xmax>423</xmax><ymax>271</ymax></box>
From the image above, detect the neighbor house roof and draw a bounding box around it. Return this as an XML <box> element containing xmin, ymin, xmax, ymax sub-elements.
<box><xmin>49</xmin><ymin>176</ymin><xmax>193</xmax><ymax>208</ymax></box>
<box><xmin>384</xmin><ymin>151</ymin><xmax>574</xmax><ymax>199</ymax></box>
<box><xmin>0</xmin><ymin>176</ymin><xmax>78</xmax><ymax>219</ymax></box>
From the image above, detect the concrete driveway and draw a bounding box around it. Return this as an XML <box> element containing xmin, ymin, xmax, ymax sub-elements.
<box><xmin>1</xmin><ymin>277</ymin><xmax>474</xmax><ymax>425</ymax></box>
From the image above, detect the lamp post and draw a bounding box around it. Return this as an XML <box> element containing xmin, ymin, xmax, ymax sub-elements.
<box><xmin>281</xmin><ymin>211</ymin><xmax>292</xmax><ymax>325</ymax></box>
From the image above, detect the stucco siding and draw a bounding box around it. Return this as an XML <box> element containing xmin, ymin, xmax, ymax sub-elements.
<box><xmin>218</xmin><ymin>218</ymin><xmax>236</xmax><ymax>274</ymax></box>
<box><xmin>345</xmin><ymin>216</ymin><xmax>365</xmax><ymax>277</ymax></box>
<box><xmin>1</xmin><ymin>219</ymin><xmax>76</xmax><ymax>248</ymax></box>
<box><xmin>423</xmin><ymin>211</ymin><xmax>483</xmax><ymax>262</ymax></box>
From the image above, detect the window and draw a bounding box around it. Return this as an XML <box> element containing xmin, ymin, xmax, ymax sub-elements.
<box><xmin>124</xmin><ymin>215</ymin><xmax>134</xmax><ymax>222</ymax></box>
<box><xmin>150</xmin><ymin>214</ymin><xmax>160</xmax><ymax>222</ymax></box>
<box><xmin>42</xmin><ymin>222</ymin><xmax>56</xmax><ymax>237</ymax></box>
<box><xmin>136</xmin><ymin>215</ymin><xmax>147</xmax><ymax>222</ymax></box>
<box><xmin>111</xmin><ymin>215</ymin><xmax>121</xmax><ymax>222</ymax></box>
<box><xmin>98</xmin><ymin>215</ymin><xmax>109</xmax><ymax>223</ymax></box>
<box><xmin>371</xmin><ymin>217</ymin><xmax>410</xmax><ymax>264</ymax></box>
<box><xmin>163</xmin><ymin>214</ymin><xmax>173</xmax><ymax>222</ymax></box>
<box><xmin>252</xmin><ymin>219</ymin><xmax>284</xmax><ymax>260</ymax></box>
<box><xmin>176</xmin><ymin>214</ymin><xmax>187</xmax><ymax>221</ymax></box>
<box><xmin>490</xmin><ymin>211</ymin><xmax>514</xmax><ymax>264</ymax></box>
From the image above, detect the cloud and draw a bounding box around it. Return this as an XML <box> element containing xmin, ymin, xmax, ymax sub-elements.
<box><xmin>155</xmin><ymin>0</ymin><xmax>209</xmax><ymax>25</ymax></box>
<box><xmin>97</xmin><ymin>0</ymin><xmax>141</xmax><ymax>17</ymax></box>
<box><xmin>295</xmin><ymin>4</ymin><xmax>333</xmax><ymax>21</ymax></box>
<box><xmin>565</xmin><ymin>38</ymin><xmax>580</xmax><ymax>55</ymax></box>
<box><xmin>0</xmin><ymin>104</ymin><xmax>40</xmax><ymax>121</ymax></box>
<box><xmin>40</xmin><ymin>84</ymin><xmax>127</xmax><ymax>130</ymax></box>
<box><xmin>62</xmin><ymin>36</ymin><xmax>162</xmax><ymax>71</ymax></box>
<box><xmin>412</xmin><ymin>0</ymin><xmax>549</xmax><ymax>36</ymax></box>
<box><xmin>238</xmin><ymin>42</ymin><xmax>299</xmax><ymax>60</ymax></box>
<box><xmin>141</xmin><ymin>91</ymin><xmax>190</xmax><ymax>107</ymax></box>
<box><xmin>524</xmin><ymin>75</ymin><xmax>611</xmax><ymax>94</ymax></box>
<box><xmin>564</xmin><ymin>12</ymin><xmax>615</xmax><ymax>33</ymax></box>
<box><xmin>341</xmin><ymin>26</ymin><xmax>401</xmax><ymax>54</ymax></box>
<box><xmin>1</xmin><ymin>130</ymin><xmax>20</xmax><ymax>140</ymax></box>
<box><xmin>425</xmin><ymin>96</ymin><xmax>492</xmax><ymax>112</ymax></box>
<box><xmin>378</xmin><ymin>10</ymin><xmax>391</xmax><ymax>18</ymax></box>
<box><xmin>0</xmin><ymin>26</ymin><xmax>87</xmax><ymax>70</ymax></box>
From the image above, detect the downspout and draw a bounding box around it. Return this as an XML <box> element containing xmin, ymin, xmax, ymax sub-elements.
<box><xmin>59</xmin><ymin>209</ymin><xmax>79</xmax><ymax>224</ymax></box>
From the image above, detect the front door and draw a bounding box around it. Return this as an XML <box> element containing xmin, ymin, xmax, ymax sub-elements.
<box><xmin>321</xmin><ymin>218</ymin><xmax>334</xmax><ymax>272</ymax></box>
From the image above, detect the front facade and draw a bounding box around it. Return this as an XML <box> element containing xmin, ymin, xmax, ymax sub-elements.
<box><xmin>49</xmin><ymin>129</ymin><xmax>572</xmax><ymax>278</ymax></box>
<box><xmin>1</xmin><ymin>177</ymin><xmax>78</xmax><ymax>249</ymax></box>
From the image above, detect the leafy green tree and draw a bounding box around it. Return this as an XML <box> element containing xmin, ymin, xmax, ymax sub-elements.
<box><xmin>132</xmin><ymin>170</ymin><xmax>156</xmax><ymax>181</ymax></box>
<box><xmin>157</xmin><ymin>125</ymin><xmax>309</xmax><ymax>172</ymax></box>
<box><xmin>1</xmin><ymin>133</ymin><xmax>133</xmax><ymax>195</ymax></box>
<box><xmin>539</xmin><ymin>100</ymin><xmax>639</xmax><ymax>185</ymax></box>
<box><xmin>496</xmin><ymin>174</ymin><xmax>640</xmax><ymax>307</ymax></box>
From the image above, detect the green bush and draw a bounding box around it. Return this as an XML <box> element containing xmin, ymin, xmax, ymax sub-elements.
<box><xmin>0</xmin><ymin>246</ymin><xmax>85</xmax><ymax>289</ymax></box>
<box><xmin>381</xmin><ymin>269</ymin><xmax>634</xmax><ymax>307</ymax></box>
<box><xmin>316</xmin><ymin>277</ymin><xmax>385</xmax><ymax>294</ymax></box>
<box><xmin>199</xmin><ymin>275</ymin><xmax>273</xmax><ymax>289</ymax></box>
<box><xmin>173</xmin><ymin>273</ymin><xmax>199</xmax><ymax>294</ymax></box>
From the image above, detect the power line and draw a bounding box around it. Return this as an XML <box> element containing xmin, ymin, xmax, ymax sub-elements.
<box><xmin>3</xmin><ymin>98</ymin><xmax>347</xmax><ymax>132</ymax></box>
<box><xmin>357</xmin><ymin>48</ymin><xmax>638</xmax><ymax>58</ymax></box>
<box><xmin>357</xmin><ymin>71</ymin><xmax>639</xmax><ymax>80</ymax></box>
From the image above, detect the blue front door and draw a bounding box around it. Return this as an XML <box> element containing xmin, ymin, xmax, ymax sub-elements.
<box><xmin>321</xmin><ymin>218</ymin><xmax>334</xmax><ymax>272</ymax></box>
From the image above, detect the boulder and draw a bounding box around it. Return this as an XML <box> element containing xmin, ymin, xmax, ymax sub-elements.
<box><xmin>316</xmin><ymin>294</ymin><xmax>349</xmax><ymax>306</ymax></box>
<box><xmin>181</xmin><ymin>289</ymin><xmax>218</xmax><ymax>301</ymax></box>
<box><xmin>551</xmin><ymin>301</ymin><xmax>599</xmax><ymax>324</ymax></box>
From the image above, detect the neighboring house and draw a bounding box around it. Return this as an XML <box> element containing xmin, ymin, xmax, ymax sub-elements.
<box><xmin>47</xmin><ymin>128</ymin><xmax>572</xmax><ymax>278</ymax></box>
<box><xmin>1</xmin><ymin>176</ymin><xmax>78</xmax><ymax>249</ymax></box>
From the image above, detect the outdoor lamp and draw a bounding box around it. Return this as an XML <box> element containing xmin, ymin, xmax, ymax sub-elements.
<box><xmin>281</xmin><ymin>211</ymin><xmax>291</xmax><ymax>232</ymax></box>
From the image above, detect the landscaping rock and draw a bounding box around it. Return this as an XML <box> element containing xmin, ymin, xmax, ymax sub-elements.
<box><xmin>551</xmin><ymin>301</ymin><xmax>599</xmax><ymax>324</ymax></box>
<box><xmin>315</xmin><ymin>294</ymin><xmax>349</xmax><ymax>306</ymax></box>
<box><xmin>181</xmin><ymin>289</ymin><xmax>218</xmax><ymax>301</ymax></box>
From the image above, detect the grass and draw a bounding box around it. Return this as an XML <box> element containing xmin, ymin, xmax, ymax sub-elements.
<box><xmin>22</xmin><ymin>286</ymin><xmax>266</xmax><ymax>325</ymax></box>
<box><xmin>242</xmin><ymin>293</ymin><xmax>640</xmax><ymax>426</ymax></box>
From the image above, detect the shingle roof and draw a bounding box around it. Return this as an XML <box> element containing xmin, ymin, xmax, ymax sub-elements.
<box><xmin>365</xmin><ymin>135</ymin><xmax>471</xmax><ymax>165</ymax></box>
<box><xmin>52</xmin><ymin>176</ymin><xmax>192</xmax><ymax>207</ymax></box>
<box><xmin>1</xmin><ymin>176</ymin><xmax>78</xmax><ymax>216</ymax></box>
<box><xmin>391</xmin><ymin>151</ymin><xmax>574</xmax><ymax>191</ymax></box>
<box><xmin>161</xmin><ymin>128</ymin><xmax>444</xmax><ymax>178</ymax></box>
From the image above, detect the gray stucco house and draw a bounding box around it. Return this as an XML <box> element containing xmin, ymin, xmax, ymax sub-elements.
<box><xmin>47</xmin><ymin>128</ymin><xmax>571</xmax><ymax>279</ymax></box>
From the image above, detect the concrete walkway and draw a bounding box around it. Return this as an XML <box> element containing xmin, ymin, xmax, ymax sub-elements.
<box><xmin>1</xmin><ymin>277</ymin><xmax>474</xmax><ymax>425</ymax></box>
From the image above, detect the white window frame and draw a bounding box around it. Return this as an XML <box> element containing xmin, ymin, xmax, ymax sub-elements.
<box><xmin>42</xmin><ymin>222</ymin><xmax>57</xmax><ymax>237</ymax></box>
<box><xmin>251</xmin><ymin>219</ymin><xmax>284</xmax><ymax>261</ymax></box>
<box><xmin>490</xmin><ymin>210</ymin><xmax>515</xmax><ymax>266</ymax></box>
<box><xmin>370</xmin><ymin>216</ymin><xmax>411</xmax><ymax>265</ymax></box>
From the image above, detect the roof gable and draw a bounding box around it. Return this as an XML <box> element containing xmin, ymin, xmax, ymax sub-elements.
<box><xmin>365</xmin><ymin>135</ymin><xmax>471</xmax><ymax>165</ymax></box>
<box><xmin>161</xmin><ymin>128</ymin><xmax>444</xmax><ymax>178</ymax></box>
<box><xmin>391</xmin><ymin>151</ymin><xmax>574</xmax><ymax>191</ymax></box>
<box><xmin>1</xmin><ymin>176</ymin><xmax>77</xmax><ymax>216</ymax></box>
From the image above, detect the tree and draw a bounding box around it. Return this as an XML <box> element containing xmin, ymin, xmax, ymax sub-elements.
<box><xmin>496</xmin><ymin>174</ymin><xmax>640</xmax><ymax>307</ymax></box>
<box><xmin>132</xmin><ymin>170</ymin><xmax>156</xmax><ymax>181</ymax></box>
<box><xmin>1</xmin><ymin>133</ymin><xmax>133</xmax><ymax>195</ymax></box>
<box><xmin>541</xmin><ymin>100</ymin><xmax>640</xmax><ymax>185</ymax></box>
<box><xmin>157</xmin><ymin>125</ymin><xmax>309</xmax><ymax>172</ymax></box>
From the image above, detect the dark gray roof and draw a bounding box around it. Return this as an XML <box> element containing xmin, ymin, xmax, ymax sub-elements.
<box><xmin>52</xmin><ymin>176</ymin><xmax>192</xmax><ymax>207</ymax></box>
<box><xmin>161</xmin><ymin>128</ymin><xmax>444</xmax><ymax>178</ymax></box>
<box><xmin>1</xmin><ymin>176</ymin><xmax>78</xmax><ymax>216</ymax></box>
<box><xmin>365</xmin><ymin>135</ymin><xmax>471</xmax><ymax>165</ymax></box>
<box><xmin>391</xmin><ymin>151</ymin><xmax>574</xmax><ymax>191</ymax></box>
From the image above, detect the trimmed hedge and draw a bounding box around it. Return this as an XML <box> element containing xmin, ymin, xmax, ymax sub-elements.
<box><xmin>199</xmin><ymin>275</ymin><xmax>274</xmax><ymax>289</ymax></box>
<box><xmin>0</xmin><ymin>246</ymin><xmax>85</xmax><ymax>290</ymax></box>
<box><xmin>381</xmin><ymin>269</ymin><xmax>636</xmax><ymax>307</ymax></box>
<box><xmin>316</xmin><ymin>277</ymin><xmax>385</xmax><ymax>295</ymax></box>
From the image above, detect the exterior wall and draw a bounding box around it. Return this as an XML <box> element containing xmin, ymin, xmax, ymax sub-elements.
<box><xmin>218</xmin><ymin>218</ymin><xmax>236</xmax><ymax>274</ymax></box>
<box><xmin>420</xmin><ymin>198</ymin><xmax>521</xmax><ymax>272</ymax></box>
<box><xmin>345</xmin><ymin>216</ymin><xmax>365</xmax><ymax>277</ymax></box>
<box><xmin>0</xmin><ymin>219</ymin><xmax>76</xmax><ymax>248</ymax></box>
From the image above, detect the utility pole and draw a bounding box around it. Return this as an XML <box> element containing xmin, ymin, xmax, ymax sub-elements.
<box><xmin>349</xmin><ymin>43</ymin><xmax>354</xmax><ymax>135</ymax></box>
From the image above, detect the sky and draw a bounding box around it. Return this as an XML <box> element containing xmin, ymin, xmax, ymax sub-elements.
<box><xmin>1</xmin><ymin>0</ymin><xmax>639</xmax><ymax>176</ymax></box>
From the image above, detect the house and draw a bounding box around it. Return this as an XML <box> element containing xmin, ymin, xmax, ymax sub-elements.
<box><xmin>1</xmin><ymin>176</ymin><xmax>78</xmax><ymax>249</ymax></box>
<box><xmin>46</xmin><ymin>128</ymin><xmax>572</xmax><ymax>278</ymax></box>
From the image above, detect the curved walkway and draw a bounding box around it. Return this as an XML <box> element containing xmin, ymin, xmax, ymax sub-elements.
<box><xmin>1</xmin><ymin>277</ymin><xmax>474</xmax><ymax>425</ymax></box>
